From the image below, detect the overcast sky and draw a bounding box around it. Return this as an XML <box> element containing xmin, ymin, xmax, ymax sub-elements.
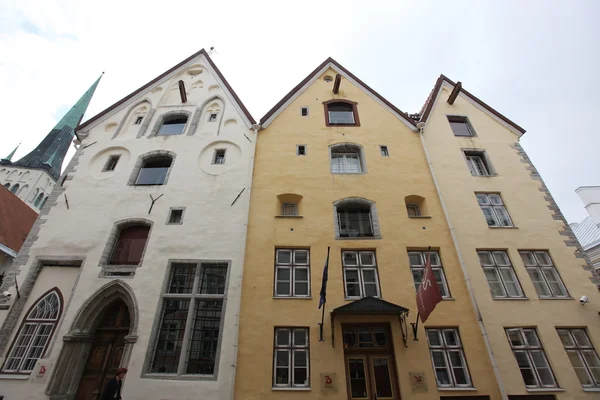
<box><xmin>1</xmin><ymin>0</ymin><xmax>598</xmax><ymax>223</ymax></box>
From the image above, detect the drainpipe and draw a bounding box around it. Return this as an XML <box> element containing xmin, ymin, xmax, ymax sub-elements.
<box><xmin>228</xmin><ymin>123</ymin><xmax>260</xmax><ymax>400</ymax></box>
<box><xmin>417</xmin><ymin>123</ymin><xmax>508</xmax><ymax>400</ymax></box>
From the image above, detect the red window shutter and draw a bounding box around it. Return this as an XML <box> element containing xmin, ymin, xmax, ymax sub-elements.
<box><xmin>110</xmin><ymin>225</ymin><xmax>150</xmax><ymax>265</ymax></box>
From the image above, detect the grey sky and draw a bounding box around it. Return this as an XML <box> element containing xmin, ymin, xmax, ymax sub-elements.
<box><xmin>1</xmin><ymin>0</ymin><xmax>598</xmax><ymax>223</ymax></box>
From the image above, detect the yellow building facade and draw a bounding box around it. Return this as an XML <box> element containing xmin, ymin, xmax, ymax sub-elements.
<box><xmin>235</xmin><ymin>60</ymin><xmax>502</xmax><ymax>400</ymax></box>
<box><xmin>419</xmin><ymin>76</ymin><xmax>600</xmax><ymax>399</ymax></box>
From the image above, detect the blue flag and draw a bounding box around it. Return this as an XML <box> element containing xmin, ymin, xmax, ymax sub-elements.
<box><xmin>319</xmin><ymin>247</ymin><xmax>330</xmax><ymax>309</ymax></box>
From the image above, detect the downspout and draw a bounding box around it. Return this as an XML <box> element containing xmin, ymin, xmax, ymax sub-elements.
<box><xmin>417</xmin><ymin>123</ymin><xmax>508</xmax><ymax>400</ymax></box>
<box><xmin>228</xmin><ymin>123</ymin><xmax>260</xmax><ymax>400</ymax></box>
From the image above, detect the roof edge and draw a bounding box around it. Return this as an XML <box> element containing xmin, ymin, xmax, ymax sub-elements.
<box><xmin>77</xmin><ymin>49</ymin><xmax>255</xmax><ymax>131</ymax></box>
<box><xmin>420</xmin><ymin>74</ymin><xmax>526</xmax><ymax>135</ymax></box>
<box><xmin>260</xmin><ymin>57</ymin><xmax>416</xmax><ymax>128</ymax></box>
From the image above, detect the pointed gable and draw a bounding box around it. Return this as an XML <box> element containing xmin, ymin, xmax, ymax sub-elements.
<box><xmin>260</xmin><ymin>57</ymin><xmax>416</xmax><ymax>129</ymax></box>
<box><xmin>76</xmin><ymin>49</ymin><xmax>255</xmax><ymax>134</ymax></box>
<box><xmin>419</xmin><ymin>74</ymin><xmax>525</xmax><ymax>136</ymax></box>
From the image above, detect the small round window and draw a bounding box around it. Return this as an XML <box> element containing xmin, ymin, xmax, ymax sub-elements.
<box><xmin>323</xmin><ymin>75</ymin><xmax>333</xmax><ymax>82</ymax></box>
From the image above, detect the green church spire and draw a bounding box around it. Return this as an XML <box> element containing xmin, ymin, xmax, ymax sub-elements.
<box><xmin>13</xmin><ymin>74</ymin><xmax>102</xmax><ymax>180</ymax></box>
<box><xmin>2</xmin><ymin>142</ymin><xmax>20</xmax><ymax>162</ymax></box>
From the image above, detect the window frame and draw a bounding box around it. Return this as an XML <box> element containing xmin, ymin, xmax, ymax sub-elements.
<box><xmin>281</xmin><ymin>203</ymin><xmax>298</xmax><ymax>217</ymax></box>
<box><xmin>134</xmin><ymin>116</ymin><xmax>144</xmax><ymax>125</ymax></box>
<box><xmin>477</xmin><ymin>250</ymin><xmax>525</xmax><ymax>299</ymax></box>
<box><xmin>333</xmin><ymin>198</ymin><xmax>381</xmax><ymax>240</ymax></box>
<box><xmin>425</xmin><ymin>328</ymin><xmax>472</xmax><ymax>388</ymax></box>
<box><xmin>408</xmin><ymin>250</ymin><xmax>451</xmax><ymax>298</ymax></box>
<box><xmin>556</xmin><ymin>328</ymin><xmax>600</xmax><ymax>388</ymax></box>
<box><xmin>406</xmin><ymin>204</ymin><xmax>421</xmax><ymax>217</ymax></box>
<box><xmin>158</xmin><ymin>116</ymin><xmax>189</xmax><ymax>136</ymax></box>
<box><xmin>272</xmin><ymin>327</ymin><xmax>310</xmax><ymax>388</ymax></box>
<box><xmin>447</xmin><ymin>115</ymin><xmax>476</xmax><ymax>137</ymax></box>
<box><xmin>476</xmin><ymin>193</ymin><xmax>514</xmax><ymax>227</ymax></box>
<box><xmin>380</xmin><ymin>145</ymin><xmax>389</xmax><ymax>157</ymax></box>
<box><xmin>296</xmin><ymin>145</ymin><xmax>307</xmax><ymax>156</ymax></box>
<box><xmin>462</xmin><ymin>149</ymin><xmax>494</xmax><ymax>176</ymax></box>
<box><xmin>166</xmin><ymin>207</ymin><xmax>185</xmax><ymax>225</ymax></box>
<box><xmin>341</xmin><ymin>250</ymin><xmax>381</xmax><ymax>299</ymax></box>
<box><xmin>323</xmin><ymin>100</ymin><xmax>360</xmax><ymax>127</ymax></box>
<box><xmin>505</xmin><ymin>328</ymin><xmax>558</xmax><ymax>388</ymax></box>
<box><xmin>212</xmin><ymin>149</ymin><xmax>227</xmax><ymax>165</ymax></box>
<box><xmin>519</xmin><ymin>251</ymin><xmax>569</xmax><ymax>298</ymax></box>
<box><xmin>300</xmin><ymin>107</ymin><xmax>309</xmax><ymax>117</ymax></box>
<box><xmin>103</xmin><ymin>155</ymin><xmax>121</xmax><ymax>172</ymax></box>
<box><xmin>132</xmin><ymin>154</ymin><xmax>175</xmax><ymax>186</ymax></box>
<box><xmin>274</xmin><ymin>249</ymin><xmax>310</xmax><ymax>298</ymax></box>
<box><xmin>146</xmin><ymin>260</ymin><xmax>230</xmax><ymax>378</ymax></box>
<box><xmin>1</xmin><ymin>288</ymin><xmax>63</xmax><ymax>374</ymax></box>
<box><xmin>108</xmin><ymin>224</ymin><xmax>151</xmax><ymax>266</ymax></box>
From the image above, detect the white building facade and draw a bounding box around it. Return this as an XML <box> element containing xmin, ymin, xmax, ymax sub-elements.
<box><xmin>0</xmin><ymin>49</ymin><xmax>257</xmax><ymax>400</ymax></box>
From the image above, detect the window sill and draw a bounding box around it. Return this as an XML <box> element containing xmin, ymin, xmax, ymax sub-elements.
<box><xmin>336</xmin><ymin>236</ymin><xmax>382</xmax><ymax>241</ymax></box>
<box><xmin>331</xmin><ymin>172</ymin><xmax>367</xmax><ymax>175</ymax></box>
<box><xmin>273</xmin><ymin>296</ymin><xmax>312</xmax><ymax>300</ymax></box>
<box><xmin>583</xmin><ymin>388</ymin><xmax>600</xmax><ymax>392</ymax></box>
<box><xmin>492</xmin><ymin>297</ymin><xmax>529</xmax><ymax>301</ymax></box>
<box><xmin>437</xmin><ymin>387</ymin><xmax>477</xmax><ymax>391</ymax></box>
<box><xmin>272</xmin><ymin>387</ymin><xmax>311</xmax><ymax>391</ymax></box>
<box><xmin>275</xmin><ymin>215</ymin><xmax>304</xmax><ymax>219</ymax></box>
<box><xmin>489</xmin><ymin>226</ymin><xmax>518</xmax><ymax>229</ymax></box>
<box><xmin>442</xmin><ymin>297</ymin><xmax>455</xmax><ymax>301</ymax></box>
<box><xmin>526</xmin><ymin>388</ymin><xmax>564</xmax><ymax>392</ymax></box>
<box><xmin>0</xmin><ymin>373</ymin><xmax>30</xmax><ymax>380</ymax></box>
<box><xmin>141</xmin><ymin>373</ymin><xmax>216</xmax><ymax>381</ymax></box>
<box><xmin>472</xmin><ymin>174</ymin><xmax>498</xmax><ymax>178</ymax></box>
<box><xmin>409</xmin><ymin>215</ymin><xmax>432</xmax><ymax>219</ymax></box>
<box><xmin>538</xmin><ymin>297</ymin><xmax>574</xmax><ymax>300</ymax></box>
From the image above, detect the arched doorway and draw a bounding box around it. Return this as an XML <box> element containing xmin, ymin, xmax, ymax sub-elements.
<box><xmin>46</xmin><ymin>280</ymin><xmax>138</xmax><ymax>399</ymax></box>
<box><xmin>75</xmin><ymin>299</ymin><xmax>130</xmax><ymax>400</ymax></box>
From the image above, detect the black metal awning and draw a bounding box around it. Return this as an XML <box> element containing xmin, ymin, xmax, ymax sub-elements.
<box><xmin>330</xmin><ymin>296</ymin><xmax>410</xmax><ymax>348</ymax></box>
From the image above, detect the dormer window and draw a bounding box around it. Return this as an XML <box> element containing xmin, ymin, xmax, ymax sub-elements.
<box><xmin>324</xmin><ymin>100</ymin><xmax>360</xmax><ymax>127</ymax></box>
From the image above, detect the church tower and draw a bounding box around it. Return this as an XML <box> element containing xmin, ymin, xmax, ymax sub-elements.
<box><xmin>0</xmin><ymin>76</ymin><xmax>102</xmax><ymax>211</ymax></box>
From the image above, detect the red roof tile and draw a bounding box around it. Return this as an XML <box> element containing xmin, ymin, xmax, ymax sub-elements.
<box><xmin>0</xmin><ymin>186</ymin><xmax>37</xmax><ymax>255</ymax></box>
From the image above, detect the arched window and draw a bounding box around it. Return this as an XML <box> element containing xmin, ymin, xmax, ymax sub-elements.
<box><xmin>10</xmin><ymin>183</ymin><xmax>19</xmax><ymax>194</ymax></box>
<box><xmin>158</xmin><ymin>115</ymin><xmax>188</xmax><ymax>136</ymax></box>
<box><xmin>29</xmin><ymin>188</ymin><xmax>39</xmax><ymax>203</ymax></box>
<box><xmin>40</xmin><ymin>196</ymin><xmax>48</xmax><ymax>209</ymax></box>
<box><xmin>134</xmin><ymin>154</ymin><xmax>173</xmax><ymax>185</ymax></box>
<box><xmin>2</xmin><ymin>289</ymin><xmax>62</xmax><ymax>373</ymax></box>
<box><xmin>34</xmin><ymin>192</ymin><xmax>44</xmax><ymax>207</ymax></box>
<box><xmin>330</xmin><ymin>143</ymin><xmax>365</xmax><ymax>174</ymax></box>
<box><xmin>109</xmin><ymin>224</ymin><xmax>151</xmax><ymax>265</ymax></box>
<box><xmin>18</xmin><ymin>184</ymin><xmax>28</xmax><ymax>196</ymax></box>
<box><xmin>324</xmin><ymin>100</ymin><xmax>360</xmax><ymax>126</ymax></box>
<box><xmin>333</xmin><ymin>198</ymin><xmax>381</xmax><ymax>239</ymax></box>
<box><xmin>3</xmin><ymin>183</ymin><xmax>10</xmax><ymax>189</ymax></box>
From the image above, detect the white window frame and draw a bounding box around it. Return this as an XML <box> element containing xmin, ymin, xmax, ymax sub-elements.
<box><xmin>331</xmin><ymin>152</ymin><xmax>362</xmax><ymax>173</ymax></box>
<box><xmin>148</xmin><ymin>261</ymin><xmax>228</xmax><ymax>376</ymax></box>
<box><xmin>463</xmin><ymin>150</ymin><xmax>492</xmax><ymax>176</ymax></box>
<box><xmin>478</xmin><ymin>251</ymin><xmax>524</xmax><ymax>298</ymax></box>
<box><xmin>274</xmin><ymin>249</ymin><xmax>310</xmax><ymax>298</ymax></box>
<box><xmin>557</xmin><ymin>328</ymin><xmax>600</xmax><ymax>388</ymax></box>
<box><xmin>408</xmin><ymin>251</ymin><xmax>451</xmax><ymax>298</ymax></box>
<box><xmin>342</xmin><ymin>250</ymin><xmax>380</xmax><ymax>299</ymax></box>
<box><xmin>506</xmin><ymin>328</ymin><xmax>557</xmax><ymax>388</ymax></box>
<box><xmin>426</xmin><ymin>328</ymin><xmax>472</xmax><ymax>388</ymax></box>
<box><xmin>213</xmin><ymin>149</ymin><xmax>226</xmax><ymax>165</ymax></box>
<box><xmin>103</xmin><ymin>155</ymin><xmax>121</xmax><ymax>172</ymax></box>
<box><xmin>519</xmin><ymin>251</ymin><xmax>569</xmax><ymax>298</ymax></box>
<box><xmin>2</xmin><ymin>290</ymin><xmax>61</xmax><ymax>373</ymax></box>
<box><xmin>273</xmin><ymin>327</ymin><xmax>310</xmax><ymax>388</ymax></box>
<box><xmin>476</xmin><ymin>193</ymin><xmax>514</xmax><ymax>227</ymax></box>
<box><xmin>380</xmin><ymin>145</ymin><xmax>389</xmax><ymax>156</ymax></box>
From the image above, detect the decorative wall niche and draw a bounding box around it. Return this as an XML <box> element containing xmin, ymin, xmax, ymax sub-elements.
<box><xmin>105</xmin><ymin>122</ymin><xmax>118</xmax><ymax>133</ymax></box>
<box><xmin>186</xmin><ymin>64</ymin><xmax>205</xmax><ymax>76</ymax></box>
<box><xmin>88</xmin><ymin>147</ymin><xmax>131</xmax><ymax>180</ymax></box>
<box><xmin>198</xmin><ymin>140</ymin><xmax>242</xmax><ymax>175</ymax></box>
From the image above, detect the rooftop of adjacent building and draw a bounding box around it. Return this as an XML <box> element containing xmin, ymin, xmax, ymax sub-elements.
<box><xmin>0</xmin><ymin>185</ymin><xmax>37</xmax><ymax>257</ymax></box>
<box><xmin>570</xmin><ymin>216</ymin><xmax>600</xmax><ymax>251</ymax></box>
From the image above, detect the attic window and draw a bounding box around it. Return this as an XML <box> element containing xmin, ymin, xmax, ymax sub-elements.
<box><xmin>209</xmin><ymin>113</ymin><xmax>218</xmax><ymax>122</ymax></box>
<box><xmin>447</xmin><ymin>116</ymin><xmax>476</xmax><ymax>137</ymax></box>
<box><xmin>297</xmin><ymin>145</ymin><xmax>306</xmax><ymax>156</ymax></box>
<box><xmin>325</xmin><ymin>101</ymin><xmax>360</xmax><ymax>127</ymax></box>
<box><xmin>324</xmin><ymin>75</ymin><xmax>333</xmax><ymax>82</ymax></box>
<box><xmin>301</xmin><ymin>107</ymin><xmax>308</xmax><ymax>116</ymax></box>
<box><xmin>134</xmin><ymin>116</ymin><xmax>143</xmax><ymax>125</ymax></box>
<box><xmin>380</xmin><ymin>146</ymin><xmax>389</xmax><ymax>156</ymax></box>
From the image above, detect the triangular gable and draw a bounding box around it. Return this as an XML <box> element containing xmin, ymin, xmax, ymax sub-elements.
<box><xmin>331</xmin><ymin>296</ymin><xmax>409</xmax><ymax>315</ymax></box>
<box><xmin>420</xmin><ymin>74</ymin><xmax>526</xmax><ymax>136</ymax></box>
<box><xmin>76</xmin><ymin>49</ymin><xmax>256</xmax><ymax>134</ymax></box>
<box><xmin>260</xmin><ymin>57</ymin><xmax>417</xmax><ymax>130</ymax></box>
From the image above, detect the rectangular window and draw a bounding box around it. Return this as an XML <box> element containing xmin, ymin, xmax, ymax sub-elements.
<box><xmin>476</xmin><ymin>193</ymin><xmax>514</xmax><ymax>227</ymax></box>
<box><xmin>506</xmin><ymin>328</ymin><xmax>557</xmax><ymax>388</ymax></box>
<box><xmin>380</xmin><ymin>146</ymin><xmax>389</xmax><ymax>156</ymax></box>
<box><xmin>447</xmin><ymin>115</ymin><xmax>475</xmax><ymax>137</ymax></box>
<box><xmin>519</xmin><ymin>251</ymin><xmax>569</xmax><ymax>298</ymax></box>
<box><xmin>331</xmin><ymin>152</ymin><xmax>362</xmax><ymax>173</ymax></box>
<box><xmin>274</xmin><ymin>249</ymin><xmax>310</xmax><ymax>297</ymax></box>
<box><xmin>426</xmin><ymin>328</ymin><xmax>472</xmax><ymax>387</ymax></box>
<box><xmin>406</xmin><ymin>205</ymin><xmax>421</xmax><ymax>217</ymax></box>
<box><xmin>338</xmin><ymin>209</ymin><xmax>373</xmax><ymax>237</ymax></box>
<box><xmin>159</xmin><ymin>117</ymin><xmax>187</xmax><ymax>136</ymax></box>
<box><xmin>168</xmin><ymin>209</ymin><xmax>184</xmax><ymax>224</ymax></box>
<box><xmin>273</xmin><ymin>327</ymin><xmax>309</xmax><ymax>388</ymax></box>
<box><xmin>209</xmin><ymin>113</ymin><xmax>218</xmax><ymax>122</ymax></box>
<box><xmin>301</xmin><ymin>107</ymin><xmax>308</xmax><ymax>116</ymax></box>
<box><xmin>408</xmin><ymin>250</ymin><xmax>450</xmax><ymax>298</ymax></box>
<box><xmin>149</xmin><ymin>262</ymin><xmax>228</xmax><ymax>376</ymax></box>
<box><xmin>213</xmin><ymin>149</ymin><xmax>226</xmax><ymax>165</ymax></box>
<box><xmin>103</xmin><ymin>155</ymin><xmax>121</xmax><ymax>172</ymax></box>
<box><xmin>281</xmin><ymin>203</ymin><xmax>298</xmax><ymax>216</ymax></box>
<box><xmin>478</xmin><ymin>251</ymin><xmax>524</xmax><ymax>298</ymax></box>
<box><xmin>557</xmin><ymin>328</ymin><xmax>600</xmax><ymax>388</ymax></box>
<box><xmin>134</xmin><ymin>116</ymin><xmax>144</xmax><ymax>125</ymax></box>
<box><xmin>297</xmin><ymin>145</ymin><xmax>306</xmax><ymax>156</ymax></box>
<box><xmin>342</xmin><ymin>250</ymin><xmax>380</xmax><ymax>298</ymax></box>
<box><xmin>463</xmin><ymin>150</ymin><xmax>492</xmax><ymax>176</ymax></box>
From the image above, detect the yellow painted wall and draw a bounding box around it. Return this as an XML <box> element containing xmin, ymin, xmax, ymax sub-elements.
<box><xmin>423</xmin><ymin>85</ymin><xmax>600</xmax><ymax>399</ymax></box>
<box><xmin>235</xmin><ymin>68</ymin><xmax>500</xmax><ymax>399</ymax></box>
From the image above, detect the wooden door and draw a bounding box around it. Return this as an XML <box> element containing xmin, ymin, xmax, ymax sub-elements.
<box><xmin>75</xmin><ymin>301</ymin><xmax>129</xmax><ymax>400</ymax></box>
<box><xmin>345</xmin><ymin>354</ymin><xmax>400</xmax><ymax>400</ymax></box>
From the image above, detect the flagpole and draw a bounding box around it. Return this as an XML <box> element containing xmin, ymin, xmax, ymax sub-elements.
<box><xmin>318</xmin><ymin>246</ymin><xmax>330</xmax><ymax>342</ymax></box>
<box><xmin>319</xmin><ymin>301</ymin><xmax>325</xmax><ymax>342</ymax></box>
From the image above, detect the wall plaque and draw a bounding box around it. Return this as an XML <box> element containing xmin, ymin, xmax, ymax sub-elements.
<box><xmin>409</xmin><ymin>371</ymin><xmax>428</xmax><ymax>392</ymax></box>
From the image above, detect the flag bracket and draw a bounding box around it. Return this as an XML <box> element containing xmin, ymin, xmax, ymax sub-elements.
<box><xmin>410</xmin><ymin>312</ymin><xmax>420</xmax><ymax>341</ymax></box>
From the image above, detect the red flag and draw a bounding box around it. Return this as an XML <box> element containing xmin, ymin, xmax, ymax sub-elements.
<box><xmin>416</xmin><ymin>250</ymin><xmax>443</xmax><ymax>323</ymax></box>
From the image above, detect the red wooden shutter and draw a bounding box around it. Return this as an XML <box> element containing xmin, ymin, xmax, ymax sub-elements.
<box><xmin>110</xmin><ymin>225</ymin><xmax>150</xmax><ymax>265</ymax></box>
